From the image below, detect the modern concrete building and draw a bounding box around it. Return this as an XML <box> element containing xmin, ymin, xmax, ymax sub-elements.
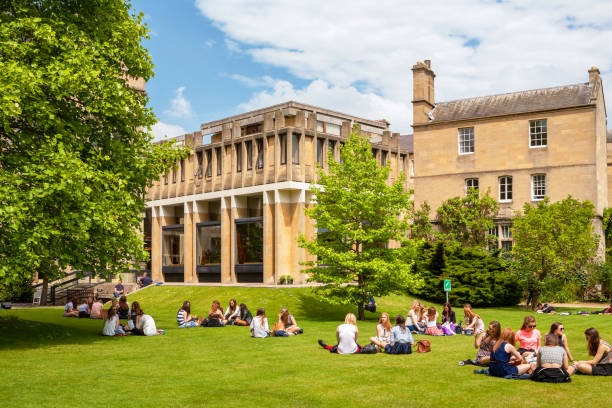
<box><xmin>145</xmin><ymin>102</ymin><xmax>411</xmax><ymax>283</ymax></box>
<box><xmin>411</xmin><ymin>60</ymin><xmax>608</xmax><ymax>251</ymax></box>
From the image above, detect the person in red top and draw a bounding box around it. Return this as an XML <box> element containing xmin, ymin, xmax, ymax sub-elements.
<box><xmin>515</xmin><ymin>315</ymin><xmax>541</xmax><ymax>360</ymax></box>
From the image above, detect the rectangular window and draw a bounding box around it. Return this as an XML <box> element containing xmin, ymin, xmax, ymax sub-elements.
<box><xmin>499</xmin><ymin>176</ymin><xmax>512</xmax><ymax>202</ymax></box>
<box><xmin>326</xmin><ymin>123</ymin><xmax>341</xmax><ymax>136</ymax></box>
<box><xmin>196</xmin><ymin>151</ymin><xmax>203</xmax><ymax>179</ymax></box>
<box><xmin>172</xmin><ymin>165</ymin><xmax>177</xmax><ymax>183</ymax></box>
<box><xmin>235</xmin><ymin>218</ymin><xmax>263</xmax><ymax>264</ymax></box>
<box><xmin>279</xmin><ymin>134</ymin><xmax>287</xmax><ymax>165</ymax></box>
<box><xmin>328</xmin><ymin>140</ymin><xmax>336</xmax><ymax>160</ymax></box>
<box><xmin>381</xmin><ymin>151</ymin><xmax>387</xmax><ymax>167</ymax></box>
<box><xmin>235</xmin><ymin>143</ymin><xmax>242</xmax><ymax>172</ymax></box>
<box><xmin>292</xmin><ymin>133</ymin><xmax>300</xmax><ymax>164</ymax></box>
<box><xmin>488</xmin><ymin>225</ymin><xmax>498</xmax><ymax>237</ymax></box>
<box><xmin>317</xmin><ymin>138</ymin><xmax>325</xmax><ymax>167</ymax></box>
<box><xmin>501</xmin><ymin>225</ymin><xmax>512</xmax><ymax>239</ymax></box>
<box><xmin>530</xmin><ymin>119</ymin><xmax>547</xmax><ymax>147</ymax></box>
<box><xmin>245</xmin><ymin>140</ymin><xmax>253</xmax><ymax>170</ymax></box>
<box><xmin>215</xmin><ymin>147</ymin><xmax>222</xmax><ymax>176</ymax></box>
<box><xmin>532</xmin><ymin>174</ymin><xmax>546</xmax><ymax>201</ymax></box>
<box><xmin>180</xmin><ymin>159</ymin><xmax>185</xmax><ymax>181</ymax></box>
<box><xmin>256</xmin><ymin>139</ymin><xmax>264</xmax><ymax>169</ymax></box>
<box><xmin>164</xmin><ymin>173</ymin><xmax>168</xmax><ymax>185</ymax></box>
<box><xmin>317</xmin><ymin>120</ymin><xmax>324</xmax><ymax>132</ymax></box>
<box><xmin>458</xmin><ymin>127</ymin><xmax>474</xmax><ymax>154</ymax></box>
<box><xmin>205</xmin><ymin>150</ymin><xmax>212</xmax><ymax>177</ymax></box>
<box><xmin>162</xmin><ymin>227</ymin><xmax>184</xmax><ymax>266</ymax></box>
<box><xmin>196</xmin><ymin>223</ymin><xmax>221</xmax><ymax>266</ymax></box>
<box><xmin>501</xmin><ymin>241</ymin><xmax>513</xmax><ymax>251</ymax></box>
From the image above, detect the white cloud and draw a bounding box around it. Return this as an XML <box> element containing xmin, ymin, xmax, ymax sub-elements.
<box><xmin>195</xmin><ymin>0</ymin><xmax>612</xmax><ymax>133</ymax></box>
<box><xmin>164</xmin><ymin>86</ymin><xmax>193</xmax><ymax>119</ymax></box>
<box><xmin>151</xmin><ymin>121</ymin><xmax>187</xmax><ymax>141</ymax></box>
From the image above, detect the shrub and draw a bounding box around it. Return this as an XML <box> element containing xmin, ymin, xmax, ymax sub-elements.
<box><xmin>410</xmin><ymin>242</ymin><xmax>522</xmax><ymax>307</ymax></box>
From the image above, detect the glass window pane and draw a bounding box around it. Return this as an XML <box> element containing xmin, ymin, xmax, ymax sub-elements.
<box><xmin>236</xmin><ymin>220</ymin><xmax>263</xmax><ymax>264</ymax></box>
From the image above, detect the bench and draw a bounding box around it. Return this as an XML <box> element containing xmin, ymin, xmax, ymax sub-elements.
<box><xmin>94</xmin><ymin>282</ymin><xmax>138</xmax><ymax>301</ymax></box>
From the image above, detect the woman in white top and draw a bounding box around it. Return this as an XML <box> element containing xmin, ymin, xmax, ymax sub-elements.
<box><xmin>463</xmin><ymin>303</ymin><xmax>485</xmax><ymax>347</ymax></box>
<box><xmin>250</xmin><ymin>307</ymin><xmax>270</xmax><ymax>338</ymax></box>
<box><xmin>370</xmin><ymin>312</ymin><xmax>392</xmax><ymax>349</ymax></box>
<box><xmin>406</xmin><ymin>300</ymin><xmax>424</xmax><ymax>333</ymax></box>
<box><xmin>223</xmin><ymin>299</ymin><xmax>240</xmax><ymax>325</ymax></box>
<box><xmin>318</xmin><ymin>313</ymin><xmax>360</xmax><ymax>354</ymax></box>
<box><xmin>137</xmin><ymin>314</ymin><xmax>165</xmax><ymax>336</ymax></box>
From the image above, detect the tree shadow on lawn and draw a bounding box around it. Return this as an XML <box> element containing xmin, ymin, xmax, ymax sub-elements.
<box><xmin>0</xmin><ymin>314</ymin><xmax>111</xmax><ymax>351</ymax></box>
<box><xmin>296</xmin><ymin>291</ymin><xmax>368</xmax><ymax>322</ymax></box>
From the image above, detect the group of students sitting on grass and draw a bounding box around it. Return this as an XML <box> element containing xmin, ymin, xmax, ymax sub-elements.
<box><xmin>63</xmin><ymin>294</ymin><xmax>164</xmax><ymax>336</ymax></box>
<box><xmin>175</xmin><ymin>299</ymin><xmax>304</xmax><ymax>337</ymax></box>
<box><xmin>457</xmin><ymin>315</ymin><xmax>611</xmax><ymax>381</ymax></box>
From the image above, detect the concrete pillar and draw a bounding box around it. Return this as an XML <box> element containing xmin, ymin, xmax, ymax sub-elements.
<box><xmin>264</xmin><ymin>191</ymin><xmax>276</xmax><ymax>284</ymax></box>
<box><xmin>221</xmin><ymin>196</ymin><xmax>232</xmax><ymax>283</ymax></box>
<box><xmin>150</xmin><ymin>206</ymin><xmax>163</xmax><ymax>282</ymax></box>
<box><xmin>183</xmin><ymin>202</ymin><xmax>196</xmax><ymax>283</ymax></box>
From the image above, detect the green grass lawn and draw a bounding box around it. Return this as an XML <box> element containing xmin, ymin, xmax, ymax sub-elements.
<box><xmin>1</xmin><ymin>286</ymin><xmax>610</xmax><ymax>408</ymax></box>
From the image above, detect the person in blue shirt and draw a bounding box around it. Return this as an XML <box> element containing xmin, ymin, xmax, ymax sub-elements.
<box><xmin>384</xmin><ymin>315</ymin><xmax>414</xmax><ymax>354</ymax></box>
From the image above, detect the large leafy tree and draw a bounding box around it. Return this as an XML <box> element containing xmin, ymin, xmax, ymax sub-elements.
<box><xmin>512</xmin><ymin>196</ymin><xmax>600</xmax><ymax>309</ymax></box>
<box><xmin>298</xmin><ymin>127</ymin><xmax>421</xmax><ymax>320</ymax></box>
<box><xmin>0</xmin><ymin>0</ymin><xmax>188</xmax><ymax>301</ymax></box>
<box><xmin>436</xmin><ymin>188</ymin><xmax>498</xmax><ymax>248</ymax></box>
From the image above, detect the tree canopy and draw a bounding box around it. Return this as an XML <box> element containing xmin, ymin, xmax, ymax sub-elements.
<box><xmin>0</xmin><ymin>0</ymin><xmax>188</xmax><ymax>291</ymax></box>
<box><xmin>436</xmin><ymin>188</ymin><xmax>498</xmax><ymax>248</ymax></box>
<box><xmin>298</xmin><ymin>127</ymin><xmax>420</xmax><ymax>320</ymax></box>
<box><xmin>512</xmin><ymin>196</ymin><xmax>600</xmax><ymax>309</ymax></box>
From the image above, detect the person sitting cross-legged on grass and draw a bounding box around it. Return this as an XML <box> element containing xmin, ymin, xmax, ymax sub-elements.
<box><xmin>90</xmin><ymin>298</ymin><xmax>104</xmax><ymax>319</ymax></box>
<box><xmin>515</xmin><ymin>315</ymin><xmax>540</xmax><ymax>361</ymax></box>
<box><xmin>369</xmin><ymin>312</ymin><xmax>392</xmax><ymax>350</ymax></box>
<box><xmin>318</xmin><ymin>313</ymin><xmax>361</xmax><ymax>354</ymax></box>
<box><xmin>531</xmin><ymin>333</ymin><xmax>571</xmax><ymax>383</ymax></box>
<box><xmin>384</xmin><ymin>315</ymin><xmax>414</xmax><ymax>354</ymax></box>
<box><xmin>223</xmin><ymin>298</ymin><xmax>240</xmax><ymax>325</ymax></box>
<box><xmin>102</xmin><ymin>307</ymin><xmax>126</xmax><ymax>336</ymax></box>
<box><xmin>234</xmin><ymin>303</ymin><xmax>253</xmax><ymax>326</ymax></box>
<box><xmin>276</xmin><ymin>307</ymin><xmax>303</xmax><ymax>335</ymax></box>
<box><xmin>176</xmin><ymin>300</ymin><xmax>201</xmax><ymax>328</ymax></box>
<box><xmin>77</xmin><ymin>298</ymin><xmax>91</xmax><ymax>318</ymax></box>
<box><xmin>406</xmin><ymin>300</ymin><xmax>424</xmax><ymax>333</ymax></box>
<box><xmin>250</xmin><ymin>307</ymin><xmax>270</xmax><ymax>338</ymax></box>
<box><xmin>459</xmin><ymin>320</ymin><xmax>501</xmax><ymax>366</ymax></box>
<box><xmin>489</xmin><ymin>328</ymin><xmax>535</xmax><ymax>378</ymax></box>
<box><xmin>424</xmin><ymin>307</ymin><xmax>443</xmax><ymax>336</ymax></box>
<box><xmin>63</xmin><ymin>296</ymin><xmax>79</xmax><ymax>317</ymax></box>
<box><xmin>548</xmin><ymin>322</ymin><xmax>574</xmax><ymax>362</ymax></box>
<box><xmin>568</xmin><ymin>327</ymin><xmax>612</xmax><ymax>376</ymax></box>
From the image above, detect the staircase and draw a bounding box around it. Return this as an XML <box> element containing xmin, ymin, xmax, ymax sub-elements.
<box><xmin>33</xmin><ymin>271</ymin><xmax>100</xmax><ymax>305</ymax></box>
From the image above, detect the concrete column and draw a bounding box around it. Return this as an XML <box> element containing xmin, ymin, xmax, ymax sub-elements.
<box><xmin>264</xmin><ymin>190</ymin><xmax>276</xmax><ymax>284</ymax></box>
<box><xmin>150</xmin><ymin>206</ymin><xmax>163</xmax><ymax>282</ymax></box>
<box><xmin>221</xmin><ymin>196</ymin><xmax>232</xmax><ymax>283</ymax></box>
<box><xmin>183</xmin><ymin>202</ymin><xmax>196</xmax><ymax>283</ymax></box>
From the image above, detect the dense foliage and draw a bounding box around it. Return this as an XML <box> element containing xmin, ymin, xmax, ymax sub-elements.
<box><xmin>298</xmin><ymin>127</ymin><xmax>421</xmax><ymax>319</ymax></box>
<box><xmin>436</xmin><ymin>188</ymin><xmax>498</xmax><ymax>248</ymax></box>
<box><xmin>411</xmin><ymin>242</ymin><xmax>522</xmax><ymax>307</ymax></box>
<box><xmin>0</xmin><ymin>1</ymin><xmax>188</xmax><ymax>293</ymax></box>
<box><xmin>512</xmin><ymin>197</ymin><xmax>600</xmax><ymax>308</ymax></box>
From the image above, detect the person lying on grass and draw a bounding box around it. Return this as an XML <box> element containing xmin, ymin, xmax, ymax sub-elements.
<box><xmin>318</xmin><ymin>313</ymin><xmax>360</xmax><ymax>354</ymax></box>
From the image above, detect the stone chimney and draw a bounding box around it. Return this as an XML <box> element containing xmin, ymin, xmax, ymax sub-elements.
<box><xmin>588</xmin><ymin>66</ymin><xmax>601</xmax><ymax>102</ymax></box>
<box><xmin>412</xmin><ymin>59</ymin><xmax>436</xmax><ymax>125</ymax></box>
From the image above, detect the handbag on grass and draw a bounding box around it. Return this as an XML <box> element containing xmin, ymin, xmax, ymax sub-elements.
<box><xmin>416</xmin><ymin>339</ymin><xmax>431</xmax><ymax>353</ymax></box>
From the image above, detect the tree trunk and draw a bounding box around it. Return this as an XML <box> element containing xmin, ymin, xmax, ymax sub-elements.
<box><xmin>357</xmin><ymin>303</ymin><xmax>365</xmax><ymax>320</ymax></box>
<box><xmin>529</xmin><ymin>289</ymin><xmax>540</xmax><ymax>311</ymax></box>
<box><xmin>40</xmin><ymin>277</ymin><xmax>49</xmax><ymax>306</ymax></box>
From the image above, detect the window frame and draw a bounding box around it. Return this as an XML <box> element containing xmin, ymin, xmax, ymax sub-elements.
<box><xmin>498</xmin><ymin>175</ymin><xmax>513</xmax><ymax>202</ymax></box>
<box><xmin>529</xmin><ymin>119</ymin><xmax>547</xmax><ymax>148</ymax></box>
<box><xmin>458</xmin><ymin>127</ymin><xmax>475</xmax><ymax>155</ymax></box>
<box><xmin>531</xmin><ymin>173</ymin><xmax>546</xmax><ymax>201</ymax></box>
<box><xmin>465</xmin><ymin>178</ymin><xmax>479</xmax><ymax>194</ymax></box>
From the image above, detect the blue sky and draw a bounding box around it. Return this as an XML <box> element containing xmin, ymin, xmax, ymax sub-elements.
<box><xmin>131</xmin><ymin>0</ymin><xmax>612</xmax><ymax>140</ymax></box>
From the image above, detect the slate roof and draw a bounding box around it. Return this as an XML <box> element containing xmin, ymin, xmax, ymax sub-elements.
<box><xmin>399</xmin><ymin>134</ymin><xmax>413</xmax><ymax>153</ymax></box>
<box><xmin>428</xmin><ymin>83</ymin><xmax>594</xmax><ymax>123</ymax></box>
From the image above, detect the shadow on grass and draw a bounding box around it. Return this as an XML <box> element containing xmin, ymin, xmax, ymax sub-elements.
<box><xmin>0</xmin><ymin>314</ymin><xmax>111</xmax><ymax>351</ymax></box>
<box><xmin>296</xmin><ymin>291</ymin><xmax>369</xmax><ymax>322</ymax></box>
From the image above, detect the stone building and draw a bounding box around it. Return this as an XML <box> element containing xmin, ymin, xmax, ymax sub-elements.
<box><xmin>145</xmin><ymin>101</ymin><xmax>411</xmax><ymax>283</ymax></box>
<box><xmin>411</xmin><ymin>60</ymin><xmax>608</xmax><ymax>250</ymax></box>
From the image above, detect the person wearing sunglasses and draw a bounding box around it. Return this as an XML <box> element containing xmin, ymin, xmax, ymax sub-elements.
<box><xmin>547</xmin><ymin>322</ymin><xmax>574</xmax><ymax>362</ymax></box>
<box><xmin>515</xmin><ymin>315</ymin><xmax>540</xmax><ymax>361</ymax></box>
